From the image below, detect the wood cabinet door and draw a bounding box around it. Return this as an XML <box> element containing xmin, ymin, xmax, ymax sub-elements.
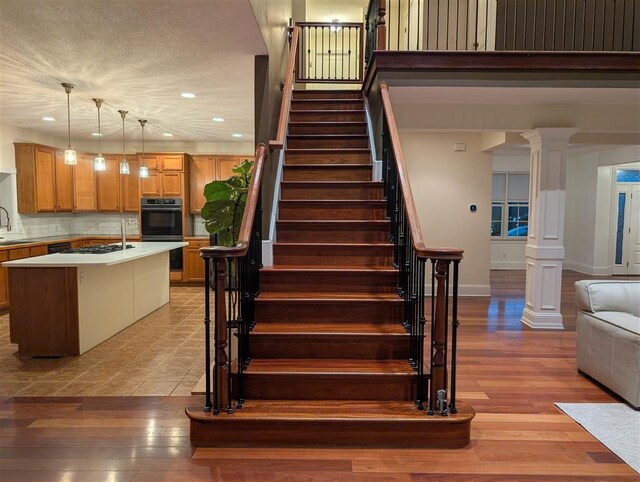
<box><xmin>73</xmin><ymin>154</ymin><xmax>97</xmax><ymax>211</ymax></box>
<box><xmin>140</xmin><ymin>172</ymin><xmax>162</xmax><ymax>197</ymax></box>
<box><xmin>54</xmin><ymin>150</ymin><xmax>74</xmax><ymax>212</ymax></box>
<box><xmin>162</xmin><ymin>172</ymin><xmax>182</xmax><ymax>197</ymax></box>
<box><xmin>162</xmin><ymin>155</ymin><xmax>184</xmax><ymax>171</ymax></box>
<box><xmin>0</xmin><ymin>251</ymin><xmax>7</xmax><ymax>309</ymax></box>
<box><xmin>96</xmin><ymin>155</ymin><xmax>121</xmax><ymax>212</ymax></box>
<box><xmin>122</xmin><ymin>157</ymin><xmax>140</xmax><ymax>212</ymax></box>
<box><xmin>29</xmin><ymin>246</ymin><xmax>48</xmax><ymax>257</ymax></box>
<box><xmin>139</xmin><ymin>155</ymin><xmax>160</xmax><ymax>171</ymax></box>
<box><xmin>190</xmin><ymin>156</ymin><xmax>214</xmax><ymax>213</ymax></box>
<box><xmin>217</xmin><ymin>155</ymin><xmax>247</xmax><ymax>181</ymax></box>
<box><xmin>185</xmin><ymin>248</ymin><xmax>205</xmax><ymax>281</ymax></box>
<box><xmin>34</xmin><ymin>147</ymin><xmax>56</xmax><ymax>212</ymax></box>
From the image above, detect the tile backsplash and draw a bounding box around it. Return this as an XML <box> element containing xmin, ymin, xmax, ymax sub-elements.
<box><xmin>192</xmin><ymin>215</ymin><xmax>208</xmax><ymax>237</ymax></box>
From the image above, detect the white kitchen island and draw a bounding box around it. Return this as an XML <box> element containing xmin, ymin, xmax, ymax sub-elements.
<box><xmin>3</xmin><ymin>241</ymin><xmax>187</xmax><ymax>356</ymax></box>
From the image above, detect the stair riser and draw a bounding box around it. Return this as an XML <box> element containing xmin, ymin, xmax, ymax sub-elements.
<box><xmin>285</xmin><ymin>152</ymin><xmax>371</xmax><ymax>165</ymax></box>
<box><xmin>292</xmin><ymin>100</ymin><xmax>363</xmax><ymax>111</ymax></box>
<box><xmin>283</xmin><ymin>166</ymin><xmax>371</xmax><ymax>181</ymax></box>
<box><xmin>241</xmin><ymin>373</ymin><xmax>417</xmax><ymax>401</ymax></box>
<box><xmin>277</xmin><ymin>224</ymin><xmax>390</xmax><ymax>243</ymax></box>
<box><xmin>273</xmin><ymin>245</ymin><xmax>393</xmax><ymax>266</ymax></box>
<box><xmin>255</xmin><ymin>300</ymin><xmax>402</xmax><ymax>323</ymax></box>
<box><xmin>260</xmin><ymin>271</ymin><xmax>397</xmax><ymax>294</ymax></box>
<box><xmin>250</xmin><ymin>335</ymin><xmax>409</xmax><ymax>359</ymax></box>
<box><xmin>281</xmin><ymin>185</ymin><xmax>384</xmax><ymax>200</ymax></box>
<box><xmin>289</xmin><ymin>111</ymin><xmax>365</xmax><ymax>122</ymax></box>
<box><xmin>287</xmin><ymin>137</ymin><xmax>369</xmax><ymax>149</ymax></box>
<box><xmin>292</xmin><ymin>91</ymin><xmax>363</xmax><ymax>100</ymax></box>
<box><xmin>288</xmin><ymin>124</ymin><xmax>367</xmax><ymax>135</ymax></box>
<box><xmin>279</xmin><ymin>204</ymin><xmax>386</xmax><ymax>221</ymax></box>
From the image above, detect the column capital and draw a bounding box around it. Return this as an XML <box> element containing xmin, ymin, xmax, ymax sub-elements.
<box><xmin>521</xmin><ymin>128</ymin><xmax>579</xmax><ymax>145</ymax></box>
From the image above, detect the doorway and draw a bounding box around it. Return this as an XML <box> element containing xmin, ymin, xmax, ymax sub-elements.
<box><xmin>612</xmin><ymin>168</ymin><xmax>640</xmax><ymax>275</ymax></box>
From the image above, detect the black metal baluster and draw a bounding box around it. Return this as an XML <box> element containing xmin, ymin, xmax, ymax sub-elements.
<box><xmin>504</xmin><ymin>0</ymin><xmax>509</xmax><ymax>50</ymax></box>
<box><xmin>514</xmin><ymin>1</ymin><xmax>519</xmax><ymax>50</ymax></box>
<box><xmin>417</xmin><ymin>0</ymin><xmax>422</xmax><ymax>50</ymax></box>
<box><xmin>442</xmin><ymin>260</ymin><xmax>450</xmax><ymax>416</ymax></box>
<box><xmin>621</xmin><ymin>0</ymin><xmax>626</xmax><ymax>50</ymax></box>
<box><xmin>322</xmin><ymin>26</ymin><xmax>325</xmax><ymax>79</ymax></box>
<box><xmin>552</xmin><ymin>0</ymin><xmax>557</xmax><ymax>50</ymax></box>
<box><xmin>612</xmin><ymin>0</ymin><xmax>617</xmax><ymax>50</ymax></box>
<box><xmin>436</xmin><ymin>0</ymin><xmax>440</xmax><ymax>49</ymax></box>
<box><xmin>341</xmin><ymin>26</ymin><xmax>345</xmax><ymax>80</ymax></box>
<box><xmin>474</xmin><ymin>0</ymin><xmax>479</xmax><ymax>49</ymax></box>
<box><xmin>581</xmin><ymin>0</ymin><xmax>587</xmax><ymax>49</ymax></box>
<box><xmin>533</xmin><ymin>0</ymin><xmax>538</xmax><ymax>49</ymax></box>
<box><xmin>445</xmin><ymin>0</ymin><xmax>450</xmax><ymax>50</ymax></box>
<box><xmin>572</xmin><ymin>0</ymin><xmax>578</xmax><ymax>50</ymax></box>
<box><xmin>464</xmin><ymin>0</ymin><xmax>469</xmax><ymax>49</ymax></box>
<box><xmin>408</xmin><ymin>0</ymin><xmax>411</xmax><ymax>50</ymax></box>
<box><xmin>602</xmin><ymin>0</ymin><xmax>607</xmax><ymax>50</ymax></box>
<box><xmin>542</xmin><ymin>0</ymin><xmax>548</xmax><ymax>49</ymax></box>
<box><xmin>397</xmin><ymin>0</ymin><xmax>401</xmax><ymax>50</ymax></box>
<box><xmin>315</xmin><ymin>26</ymin><xmax>318</xmax><ymax>80</ymax></box>
<box><xmin>428</xmin><ymin>259</ymin><xmax>435</xmax><ymax>414</ymax></box>
<box><xmin>203</xmin><ymin>257</ymin><xmax>212</xmax><ymax>412</ymax></box>
<box><xmin>592</xmin><ymin>0</ymin><xmax>597</xmax><ymax>50</ymax></box>
<box><xmin>455</xmin><ymin>0</ymin><xmax>460</xmax><ymax>50</ymax></box>
<box><xmin>524</xmin><ymin>0</ymin><xmax>529</xmax><ymax>49</ymax></box>
<box><xmin>562</xmin><ymin>0</ymin><xmax>568</xmax><ymax>49</ymax></box>
<box><xmin>449</xmin><ymin>259</ymin><xmax>460</xmax><ymax>414</ymax></box>
<box><xmin>485</xmin><ymin>0</ymin><xmax>489</xmax><ymax>50</ymax></box>
<box><xmin>236</xmin><ymin>256</ymin><xmax>245</xmax><ymax>408</ymax></box>
<box><xmin>212</xmin><ymin>259</ymin><xmax>219</xmax><ymax>415</ymax></box>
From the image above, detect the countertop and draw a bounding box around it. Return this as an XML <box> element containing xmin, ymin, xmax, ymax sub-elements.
<box><xmin>2</xmin><ymin>242</ymin><xmax>188</xmax><ymax>268</ymax></box>
<box><xmin>0</xmin><ymin>234</ymin><xmax>141</xmax><ymax>251</ymax></box>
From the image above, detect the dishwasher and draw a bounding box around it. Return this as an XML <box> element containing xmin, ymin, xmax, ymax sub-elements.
<box><xmin>47</xmin><ymin>242</ymin><xmax>72</xmax><ymax>254</ymax></box>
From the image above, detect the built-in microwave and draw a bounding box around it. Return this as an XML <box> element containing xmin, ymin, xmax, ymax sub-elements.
<box><xmin>140</xmin><ymin>198</ymin><xmax>183</xmax><ymax>240</ymax></box>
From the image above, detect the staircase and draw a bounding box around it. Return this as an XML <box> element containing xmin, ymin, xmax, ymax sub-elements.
<box><xmin>187</xmin><ymin>90</ymin><xmax>473</xmax><ymax>448</ymax></box>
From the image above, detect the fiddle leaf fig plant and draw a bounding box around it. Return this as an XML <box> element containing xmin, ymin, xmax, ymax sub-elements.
<box><xmin>201</xmin><ymin>159</ymin><xmax>254</xmax><ymax>247</ymax></box>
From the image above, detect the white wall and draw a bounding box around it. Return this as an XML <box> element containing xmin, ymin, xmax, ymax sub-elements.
<box><xmin>399</xmin><ymin>131</ymin><xmax>492</xmax><ymax>296</ymax></box>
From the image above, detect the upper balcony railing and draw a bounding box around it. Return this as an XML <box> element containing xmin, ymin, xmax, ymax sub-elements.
<box><xmin>366</xmin><ymin>0</ymin><xmax>639</xmax><ymax>64</ymax></box>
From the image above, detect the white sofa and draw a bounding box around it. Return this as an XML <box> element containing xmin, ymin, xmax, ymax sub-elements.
<box><xmin>575</xmin><ymin>280</ymin><xmax>640</xmax><ymax>409</ymax></box>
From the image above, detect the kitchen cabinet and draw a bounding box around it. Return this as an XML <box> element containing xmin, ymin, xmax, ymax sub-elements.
<box><xmin>139</xmin><ymin>154</ymin><xmax>160</xmax><ymax>171</ymax></box>
<box><xmin>96</xmin><ymin>155</ymin><xmax>121</xmax><ymax>212</ymax></box>
<box><xmin>162</xmin><ymin>172</ymin><xmax>183</xmax><ymax>197</ymax></box>
<box><xmin>29</xmin><ymin>246</ymin><xmax>48</xmax><ymax>257</ymax></box>
<box><xmin>73</xmin><ymin>153</ymin><xmax>97</xmax><ymax>211</ymax></box>
<box><xmin>54</xmin><ymin>151</ymin><xmax>74</xmax><ymax>211</ymax></box>
<box><xmin>183</xmin><ymin>239</ymin><xmax>209</xmax><ymax>281</ymax></box>
<box><xmin>0</xmin><ymin>251</ymin><xmax>7</xmax><ymax>309</ymax></box>
<box><xmin>121</xmin><ymin>158</ymin><xmax>140</xmax><ymax>212</ymax></box>
<box><xmin>9</xmin><ymin>248</ymin><xmax>30</xmax><ymax>260</ymax></box>
<box><xmin>141</xmin><ymin>172</ymin><xmax>162</xmax><ymax>197</ymax></box>
<box><xmin>188</xmin><ymin>155</ymin><xmax>248</xmax><ymax>214</ymax></box>
<box><xmin>190</xmin><ymin>156</ymin><xmax>214</xmax><ymax>214</ymax></box>
<box><xmin>14</xmin><ymin>143</ymin><xmax>57</xmax><ymax>213</ymax></box>
<box><xmin>162</xmin><ymin>155</ymin><xmax>184</xmax><ymax>171</ymax></box>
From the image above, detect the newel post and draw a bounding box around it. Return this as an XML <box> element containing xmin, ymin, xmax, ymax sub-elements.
<box><xmin>377</xmin><ymin>0</ymin><xmax>387</xmax><ymax>50</ymax></box>
<box><xmin>213</xmin><ymin>259</ymin><xmax>230</xmax><ymax>413</ymax></box>
<box><xmin>429</xmin><ymin>259</ymin><xmax>449</xmax><ymax>415</ymax></box>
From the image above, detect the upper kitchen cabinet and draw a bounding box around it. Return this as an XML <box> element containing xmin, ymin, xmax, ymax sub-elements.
<box><xmin>162</xmin><ymin>155</ymin><xmax>184</xmax><ymax>171</ymax></box>
<box><xmin>138</xmin><ymin>153</ymin><xmax>189</xmax><ymax>198</ymax></box>
<box><xmin>140</xmin><ymin>172</ymin><xmax>162</xmax><ymax>197</ymax></box>
<box><xmin>14</xmin><ymin>143</ymin><xmax>57</xmax><ymax>213</ymax></box>
<box><xmin>96</xmin><ymin>155</ymin><xmax>121</xmax><ymax>212</ymax></box>
<box><xmin>218</xmin><ymin>155</ymin><xmax>247</xmax><ymax>180</ymax></box>
<box><xmin>139</xmin><ymin>154</ymin><xmax>160</xmax><ymax>171</ymax></box>
<box><xmin>121</xmin><ymin>157</ymin><xmax>140</xmax><ymax>212</ymax></box>
<box><xmin>189</xmin><ymin>156</ymin><xmax>214</xmax><ymax>213</ymax></box>
<box><xmin>54</xmin><ymin>151</ymin><xmax>74</xmax><ymax>212</ymax></box>
<box><xmin>73</xmin><ymin>153</ymin><xmax>97</xmax><ymax>211</ymax></box>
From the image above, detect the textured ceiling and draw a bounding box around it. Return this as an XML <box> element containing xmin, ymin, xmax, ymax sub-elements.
<box><xmin>0</xmin><ymin>0</ymin><xmax>267</xmax><ymax>143</ymax></box>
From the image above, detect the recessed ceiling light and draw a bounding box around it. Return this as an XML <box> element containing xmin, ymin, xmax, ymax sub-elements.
<box><xmin>91</xmin><ymin>132</ymin><xmax>102</xmax><ymax>137</ymax></box>
<box><xmin>163</xmin><ymin>133</ymin><xmax>173</xmax><ymax>137</ymax></box>
<box><xmin>232</xmin><ymin>133</ymin><xmax>243</xmax><ymax>138</ymax></box>
<box><xmin>42</xmin><ymin>116</ymin><xmax>55</xmax><ymax>121</ymax></box>
<box><xmin>181</xmin><ymin>92</ymin><xmax>196</xmax><ymax>98</ymax></box>
<box><xmin>212</xmin><ymin>117</ymin><xmax>224</xmax><ymax>122</ymax></box>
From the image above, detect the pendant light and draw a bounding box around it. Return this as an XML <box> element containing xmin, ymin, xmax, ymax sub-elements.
<box><xmin>92</xmin><ymin>98</ymin><xmax>106</xmax><ymax>171</ymax></box>
<box><xmin>138</xmin><ymin>119</ymin><xmax>149</xmax><ymax>178</ymax></box>
<box><xmin>61</xmin><ymin>83</ymin><xmax>77</xmax><ymax>165</ymax></box>
<box><xmin>118</xmin><ymin>110</ymin><xmax>130</xmax><ymax>174</ymax></box>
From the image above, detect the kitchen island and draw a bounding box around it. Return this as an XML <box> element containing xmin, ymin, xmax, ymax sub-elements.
<box><xmin>2</xmin><ymin>241</ymin><xmax>187</xmax><ymax>356</ymax></box>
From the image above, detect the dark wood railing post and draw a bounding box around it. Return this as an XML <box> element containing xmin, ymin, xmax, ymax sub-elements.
<box><xmin>377</xmin><ymin>0</ymin><xmax>387</xmax><ymax>50</ymax></box>
<box><xmin>428</xmin><ymin>259</ymin><xmax>449</xmax><ymax>416</ymax></box>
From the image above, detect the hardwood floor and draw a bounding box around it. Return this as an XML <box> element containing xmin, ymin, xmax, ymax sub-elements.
<box><xmin>0</xmin><ymin>270</ymin><xmax>638</xmax><ymax>480</ymax></box>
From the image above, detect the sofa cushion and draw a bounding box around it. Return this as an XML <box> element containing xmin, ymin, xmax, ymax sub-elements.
<box><xmin>575</xmin><ymin>281</ymin><xmax>640</xmax><ymax>317</ymax></box>
<box><xmin>586</xmin><ymin>311</ymin><xmax>640</xmax><ymax>336</ymax></box>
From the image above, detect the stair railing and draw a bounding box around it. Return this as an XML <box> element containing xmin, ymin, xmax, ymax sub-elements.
<box><xmin>379</xmin><ymin>80</ymin><xmax>463</xmax><ymax>415</ymax></box>
<box><xmin>199</xmin><ymin>143</ymin><xmax>268</xmax><ymax>415</ymax></box>
<box><xmin>270</xmin><ymin>25</ymin><xmax>299</xmax><ymax>151</ymax></box>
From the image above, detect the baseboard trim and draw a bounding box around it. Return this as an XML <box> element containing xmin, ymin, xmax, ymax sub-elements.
<box><xmin>564</xmin><ymin>261</ymin><xmax>612</xmax><ymax>276</ymax></box>
<box><xmin>490</xmin><ymin>260</ymin><xmax>526</xmax><ymax>270</ymax></box>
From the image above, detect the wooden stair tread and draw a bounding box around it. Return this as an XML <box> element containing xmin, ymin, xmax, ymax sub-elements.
<box><xmin>246</xmin><ymin>358</ymin><xmax>414</xmax><ymax>375</ymax></box>
<box><xmin>281</xmin><ymin>180</ymin><xmax>383</xmax><ymax>185</ymax></box>
<box><xmin>257</xmin><ymin>292</ymin><xmax>401</xmax><ymax>301</ymax></box>
<box><xmin>287</xmin><ymin>134</ymin><xmax>369</xmax><ymax>139</ymax></box>
<box><xmin>261</xmin><ymin>265</ymin><xmax>397</xmax><ymax>272</ymax></box>
<box><xmin>288</xmin><ymin>121</ymin><xmax>367</xmax><ymax>126</ymax></box>
<box><xmin>277</xmin><ymin>219</ymin><xmax>389</xmax><ymax>224</ymax></box>
<box><xmin>252</xmin><ymin>322</ymin><xmax>406</xmax><ymax>335</ymax></box>
<box><xmin>286</xmin><ymin>148</ymin><xmax>370</xmax><ymax>153</ymax></box>
<box><xmin>279</xmin><ymin>199</ymin><xmax>386</xmax><ymax>205</ymax></box>
<box><xmin>189</xmin><ymin>401</ymin><xmax>475</xmax><ymax>422</ymax></box>
<box><xmin>273</xmin><ymin>242</ymin><xmax>392</xmax><ymax>247</ymax></box>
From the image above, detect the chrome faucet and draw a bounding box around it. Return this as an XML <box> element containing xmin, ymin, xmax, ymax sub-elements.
<box><xmin>0</xmin><ymin>206</ymin><xmax>11</xmax><ymax>232</ymax></box>
<box><xmin>120</xmin><ymin>219</ymin><xmax>127</xmax><ymax>250</ymax></box>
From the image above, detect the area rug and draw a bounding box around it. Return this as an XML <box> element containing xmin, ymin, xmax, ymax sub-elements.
<box><xmin>556</xmin><ymin>403</ymin><xmax>640</xmax><ymax>473</ymax></box>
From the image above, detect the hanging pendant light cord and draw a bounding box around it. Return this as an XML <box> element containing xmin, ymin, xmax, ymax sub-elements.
<box><xmin>122</xmin><ymin>115</ymin><xmax>125</xmax><ymax>157</ymax></box>
<box><xmin>66</xmin><ymin>91</ymin><xmax>71</xmax><ymax>148</ymax></box>
<box><xmin>97</xmin><ymin>105</ymin><xmax>102</xmax><ymax>153</ymax></box>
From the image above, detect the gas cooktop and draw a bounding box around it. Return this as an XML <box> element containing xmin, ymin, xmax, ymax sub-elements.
<box><xmin>61</xmin><ymin>244</ymin><xmax>135</xmax><ymax>254</ymax></box>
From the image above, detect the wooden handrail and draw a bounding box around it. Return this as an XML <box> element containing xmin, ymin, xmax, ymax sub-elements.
<box><xmin>379</xmin><ymin>81</ymin><xmax>463</xmax><ymax>261</ymax></box>
<box><xmin>269</xmin><ymin>26</ymin><xmax>299</xmax><ymax>151</ymax></box>
<box><xmin>200</xmin><ymin>143</ymin><xmax>268</xmax><ymax>259</ymax></box>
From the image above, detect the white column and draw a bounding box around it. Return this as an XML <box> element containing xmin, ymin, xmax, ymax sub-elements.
<box><xmin>521</xmin><ymin>128</ymin><xmax>578</xmax><ymax>330</ymax></box>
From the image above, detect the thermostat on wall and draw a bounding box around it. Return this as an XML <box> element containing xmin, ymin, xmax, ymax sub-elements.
<box><xmin>469</xmin><ymin>204</ymin><xmax>477</xmax><ymax>213</ymax></box>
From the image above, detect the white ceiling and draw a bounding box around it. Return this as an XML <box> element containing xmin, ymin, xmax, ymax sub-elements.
<box><xmin>0</xmin><ymin>0</ymin><xmax>267</xmax><ymax>143</ymax></box>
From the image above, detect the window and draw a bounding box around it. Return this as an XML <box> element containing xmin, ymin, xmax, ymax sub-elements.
<box><xmin>491</xmin><ymin>172</ymin><xmax>530</xmax><ymax>238</ymax></box>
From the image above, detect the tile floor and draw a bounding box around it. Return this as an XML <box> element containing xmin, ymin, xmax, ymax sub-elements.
<box><xmin>0</xmin><ymin>286</ymin><xmax>206</xmax><ymax>397</ymax></box>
